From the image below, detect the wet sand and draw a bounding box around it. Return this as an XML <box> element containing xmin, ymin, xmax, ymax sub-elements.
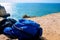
<box><xmin>0</xmin><ymin>13</ymin><xmax>60</xmax><ymax>40</ymax></box>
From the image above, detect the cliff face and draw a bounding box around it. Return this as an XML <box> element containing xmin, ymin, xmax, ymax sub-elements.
<box><xmin>28</xmin><ymin>13</ymin><xmax>60</xmax><ymax>40</ymax></box>
<box><xmin>0</xmin><ymin>13</ymin><xmax>60</xmax><ymax>40</ymax></box>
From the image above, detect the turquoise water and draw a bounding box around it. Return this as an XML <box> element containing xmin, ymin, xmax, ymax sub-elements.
<box><xmin>10</xmin><ymin>3</ymin><xmax>60</xmax><ymax>19</ymax></box>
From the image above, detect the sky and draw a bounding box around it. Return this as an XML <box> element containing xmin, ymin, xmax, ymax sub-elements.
<box><xmin>0</xmin><ymin>0</ymin><xmax>60</xmax><ymax>3</ymax></box>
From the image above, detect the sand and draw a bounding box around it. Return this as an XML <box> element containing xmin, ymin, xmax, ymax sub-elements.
<box><xmin>0</xmin><ymin>12</ymin><xmax>60</xmax><ymax>40</ymax></box>
<box><xmin>28</xmin><ymin>12</ymin><xmax>60</xmax><ymax>40</ymax></box>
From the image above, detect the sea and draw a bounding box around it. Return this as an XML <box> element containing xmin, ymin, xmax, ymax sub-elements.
<box><xmin>9</xmin><ymin>3</ymin><xmax>60</xmax><ymax>20</ymax></box>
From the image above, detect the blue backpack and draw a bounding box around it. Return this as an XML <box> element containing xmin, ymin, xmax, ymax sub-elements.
<box><xmin>4</xmin><ymin>19</ymin><xmax>42</xmax><ymax>40</ymax></box>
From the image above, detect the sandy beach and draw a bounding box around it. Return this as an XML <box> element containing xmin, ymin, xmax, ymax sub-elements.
<box><xmin>28</xmin><ymin>12</ymin><xmax>60</xmax><ymax>40</ymax></box>
<box><xmin>0</xmin><ymin>12</ymin><xmax>60</xmax><ymax>40</ymax></box>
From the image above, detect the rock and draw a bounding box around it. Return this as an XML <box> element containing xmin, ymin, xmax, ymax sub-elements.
<box><xmin>0</xmin><ymin>5</ymin><xmax>10</xmax><ymax>18</ymax></box>
<box><xmin>22</xmin><ymin>14</ymin><xmax>31</xmax><ymax>18</ymax></box>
